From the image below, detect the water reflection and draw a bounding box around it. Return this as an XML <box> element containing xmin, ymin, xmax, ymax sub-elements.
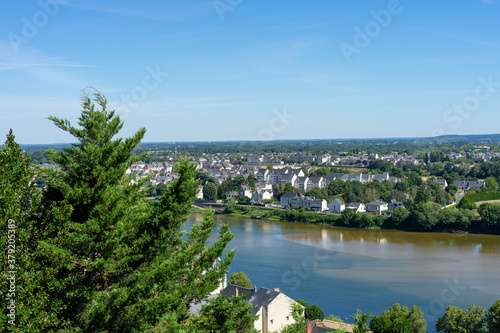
<box><xmin>281</xmin><ymin>227</ymin><xmax>500</xmax><ymax>255</ymax></box>
<box><xmin>189</xmin><ymin>214</ymin><xmax>500</xmax><ymax>333</ymax></box>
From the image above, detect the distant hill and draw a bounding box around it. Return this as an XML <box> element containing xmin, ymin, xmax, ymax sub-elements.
<box><xmin>431</xmin><ymin>134</ymin><xmax>500</xmax><ymax>143</ymax></box>
<box><xmin>20</xmin><ymin>134</ymin><xmax>500</xmax><ymax>151</ymax></box>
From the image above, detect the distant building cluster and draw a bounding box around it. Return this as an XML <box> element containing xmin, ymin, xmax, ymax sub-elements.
<box><xmin>125</xmin><ymin>161</ymin><xmax>177</xmax><ymax>186</ymax></box>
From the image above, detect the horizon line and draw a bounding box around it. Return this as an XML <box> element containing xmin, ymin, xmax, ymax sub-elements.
<box><xmin>18</xmin><ymin>133</ymin><xmax>500</xmax><ymax>146</ymax></box>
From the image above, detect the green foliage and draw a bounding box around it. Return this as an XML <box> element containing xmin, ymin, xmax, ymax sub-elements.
<box><xmin>1</xmin><ymin>130</ymin><xmax>70</xmax><ymax>332</ymax></box>
<box><xmin>460</xmin><ymin>192</ymin><xmax>500</xmax><ymax>210</ymax></box>
<box><xmin>390</xmin><ymin>207</ymin><xmax>409</xmax><ymax>227</ymax></box>
<box><xmin>195</xmin><ymin>294</ymin><xmax>257</xmax><ymax>333</ymax></box>
<box><xmin>340</xmin><ymin>209</ymin><xmax>358</xmax><ymax>227</ymax></box>
<box><xmin>370</xmin><ymin>315</ymin><xmax>393</xmax><ymax>333</ymax></box>
<box><xmin>273</xmin><ymin>182</ymin><xmax>287</xmax><ymax>201</ymax></box>
<box><xmin>229</xmin><ymin>272</ymin><xmax>252</xmax><ymax>288</ymax></box>
<box><xmin>483</xmin><ymin>177</ymin><xmax>499</xmax><ymax>192</ymax></box>
<box><xmin>487</xmin><ymin>300</ymin><xmax>500</xmax><ymax>332</ymax></box>
<box><xmin>305</xmin><ymin>187</ymin><xmax>329</xmax><ymax>201</ymax></box>
<box><xmin>280</xmin><ymin>303</ymin><xmax>308</xmax><ymax>333</ymax></box>
<box><xmin>203</xmin><ymin>182</ymin><xmax>218</xmax><ymax>201</ymax></box>
<box><xmin>370</xmin><ymin>303</ymin><xmax>426</xmax><ymax>333</ymax></box>
<box><xmin>478</xmin><ymin>203</ymin><xmax>500</xmax><ymax>232</ymax></box>
<box><xmin>29</xmin><ymin>150</ymin><xmax>52</xmax><ymax>164</ymax></box>
<box><xmin>3</xmin><ymin>91</ymin><xmax>240</xmax><ymax>332</ymax></box>
<box><xmin>295</xmin><ymin>299</ymin><xmax>309</xmax><ymax>308</ymax></box>
<box><xmin>305</xmin><ymin>303</ymin><xmax>325</xmax><ymax>321</ymax></box>
<box><xmin>247</xmin><ymin>174</ymin><xmax>255</xmax><ymax>189</ymax></box>
<box><xmin>196</xmin><ymin>170</ymin><xmax>219</xmax><ymax>185</ymax></box>
<box><xmin>436</xmin><ymin>305</ymin><xmax>488</xmax><ymax>333</ymax></box>
<box><xmin>407</xmin><ymin>172</ymin><xmax>423</xmax><ymax>187</ymax></box>
<box><xmin>224</xmin><ymin>200</ymin><xmax>238</xmax><ymax>214</ymax></box>
<box><xmin>327</xmin><ymin>178</ymin><xmax>346</xmax><ymax>196</ymax></box>
<box><xmin>156</xmin><ymin>183</ymin><xmax>168</xmax><ymax>197</ymax></box>
<box><xmin>143</xmin><ymin>184</ymin><xmax>155</xmax><ymax>197</ymax></box>
<box><xmin>352</xmin><ymin>310</ymin><xmax>372</xmax><ymax>333</ymax></box>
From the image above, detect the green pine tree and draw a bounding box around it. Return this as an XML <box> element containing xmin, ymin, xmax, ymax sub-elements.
<box><xmin>1</xmin><ymin>130</ymin><xmax>72</xmax><ymax>332</ymax></box>
<box><xmin>35</xmin><ymin>90</ymin><xmax>236</xmax><ymax>332</ymax></box>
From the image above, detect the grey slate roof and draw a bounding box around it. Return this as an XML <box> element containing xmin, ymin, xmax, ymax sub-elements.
<box><xmin>189</xmin><ymin>294</ymin><xmax>217</xmax><ymax>315</ymax></box>
<box><xmin>220</xmin><ymin>284</ymin><xmax>281</xmax><ymax>316</ymax></box>
<box><xmin>282</xmin><ymin>173</ymin><xmax>296</xmax><ymax>180</ymax></box>
<box><xmin>367</xmin><ymin>200</ymin><xmax>388</xmax><ymax>206</ymax></box>
<box><xmin>281</xmin><ymin>192</ymin><xmax>305</xmax><ymax>199</ymax></box>
<box><xmin>454</xmin><ymin>180</ymin><xmax>485</xmax><ymax>188</ymax></box>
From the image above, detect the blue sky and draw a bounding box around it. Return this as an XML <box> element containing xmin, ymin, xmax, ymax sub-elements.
<box><xmin>1</xmin><ymin>0</ymin><xmax>500</xmax><ymax>144</ymax></box>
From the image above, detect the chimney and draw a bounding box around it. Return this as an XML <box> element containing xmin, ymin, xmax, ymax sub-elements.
<box><xmin>235</xmin><ymin>287</ymin><xmax>239</xmax><ymax>297</ymax></box>
<box><xmin>262</xmin><ymin>305</ymin><xmax>269</xmax><ymax>333</ymax></box>
<box><xmin>254</xmin><ymin>285</ymin><xmax>257</xmax><ymax>291</ymax></box>
<box><xmin>273</xmin><ymin>288</ymin><xmax>280</xmax><ymax>292</ymax></box>
<box><xmin>307</xmin><ymin>323</ymin><xmax>312</xmax><ymax>333</ymax></box>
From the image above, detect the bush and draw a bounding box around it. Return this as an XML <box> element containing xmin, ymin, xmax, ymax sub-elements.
<box><xmin>305</xmin><ymin>303</ymin><xmax>325</xmax><ymax>321</ymax></box>
<box><xmin>460</xmin><ymin>191</ymin><xmax>500</xmax><ymax>209</ymax></box>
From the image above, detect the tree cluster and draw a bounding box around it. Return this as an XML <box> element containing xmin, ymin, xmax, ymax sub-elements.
<box><xmin>0</xmin><ymin>92</ymin><xmax>254</xmax><ymax>332</ymax></box>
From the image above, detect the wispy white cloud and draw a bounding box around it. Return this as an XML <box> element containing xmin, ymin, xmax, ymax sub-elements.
<box><xmin>0</xmin><ymin>63</ymin><xmax>95</xmax><ymax>70</ymax></box>
<box><xmin>296</xmin><ymin>74</ymin><xmax>346</xmax><ymax>84</ymax></box>
<box><xmin>244</xmin><ymin>37</ymin><xmax>330</xmax><ymax>73</ymax></box>
<box><xmin>63</xmin><ymin>0</ymin><xmax>213</xmax><ymax>21</ymax></box>
<box><xmin>0</xmin><ymin>40</ymin><xmax>91</xmax><ymax>87</ymax></box>
<box><xmin>110</xmin><ymin>93</ymin><xmax>289</xmax><ymax>118</ymax></box>
<box><xmin>406</xmin><ymin>27</ymin><xmax>500</xmax><ymax>49</ymax></box>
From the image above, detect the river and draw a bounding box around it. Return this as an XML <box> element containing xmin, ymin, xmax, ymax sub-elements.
<box><xmin>187</xmin><ymin>213</ymin><xmax>500</xmax><ymax>332</ymax></box>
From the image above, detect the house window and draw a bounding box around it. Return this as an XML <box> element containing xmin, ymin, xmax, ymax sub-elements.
<box><xmin>270</xmin><ymin>319</ymin><xmax>274</xmax><ymax>324</ymax></box>
<box><xmin>286</xmin><ymin>316</ymin><xmax>290</xmax><ymax>321</ymax></box>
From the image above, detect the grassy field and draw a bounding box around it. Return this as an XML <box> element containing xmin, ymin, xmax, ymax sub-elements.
<box><xmin>475</xmin><ymin>200</ymin><xmax>500</xmax><ymax>206</ymax></box>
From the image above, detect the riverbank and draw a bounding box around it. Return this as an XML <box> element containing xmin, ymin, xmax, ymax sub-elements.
<box><xmin>191</xmin><ymin>204</ymin><xmax>499</xmax><ymax>235</ymax></box>
<box><xmin>191</xmin><ymin>204</ymin><xmax>370</xmax><ymax>227</ymax></box>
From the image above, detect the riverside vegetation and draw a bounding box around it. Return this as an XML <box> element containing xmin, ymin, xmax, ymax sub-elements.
<box><xmin>1</xmin><ymin>90</ymin><xmax>500</xmax><ymax>332</ymax></box>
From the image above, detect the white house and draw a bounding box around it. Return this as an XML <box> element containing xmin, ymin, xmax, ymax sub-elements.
<box><xmin>347</xmin><ymin>202</ymin><xmax>366</xmax><ymax>213</ymax></box>
<box><xmin>280</xmin><ymin>192</ymin><xmax>305</xmax><ymax>207</ymax></box>
<box><xmin>239</xmin><ymin>185</ymin><xmax>253</xmax><ymax>199</ymax></box>
<box><xmin>388</xmin><ymin>199</ymin><xmax>404</xmax><ymax>212</ymax></box>
<box><xmin>220</xmin><ymin>285</ymin><xmax>297</xmax><ymax>333</ymax></box>
<box><xmin>288</xmin><ymin>169</ymin><xmax>305</xmax><ymax>178</ymax></box>
<box><xmin>431</xmin><ymin>179</ymin><xmax>448</xmax><ymax>188</ymax></box>
<box><xmin>290</xmin><ymin>197</ymin><xmax>328</xmax><ymax>212</ymax></box>
<box><xmin>366</xmin><ymin>200</ymin><xmax>389</xmax><ymax>215</ymax></box>
<box><xmin>251</xmin><ymin>189</ymin><xmax>273</xmax><ymax>203</ymax></box>
<box><xmin>316</xmin><ymin>153</ymin><xmax>332</xmax><ymax>164</ymax></box>
<box><xmin>372</xmin><ymin>172</ymin><xmax>390</xmax><ymax>182</ymax></box>
<box><xmin>328</xmin><ymin>199</ymin><xmax>345</xmax><ymax>213</ymax></box>
<box><xmin>308</xmin><ymin>176</ymin><xmax>324</xmax><ymax>189</ymax></box>
<box><xmin>256</xmin><ymin>169</ymin><xmax>270</xmax><ymax>183</ymax></box>
<box><xmin>294</xmin><ymin>177</ymin><xmax>310</xmax><ymax>191</ymax></box>
<box><xmin>196</xmin><ymin>185</ymin><xmax>204</xmax><ymax>199</ymax></box>
<box><xmin>281</xmin><ymin>173</ymin><xmax>297</xmax><ymax>186</ymax></box>
<box><xmin>453</xmin><ymin>180</ymin><xmax>485</xmax><ymax>192</ymax></box>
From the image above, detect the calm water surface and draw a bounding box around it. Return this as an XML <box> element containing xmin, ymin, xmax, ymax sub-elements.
<box><xmin>187</xmin><ymin>214</ymin><xmax>500</xmax><ymax>332</ymax></box>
